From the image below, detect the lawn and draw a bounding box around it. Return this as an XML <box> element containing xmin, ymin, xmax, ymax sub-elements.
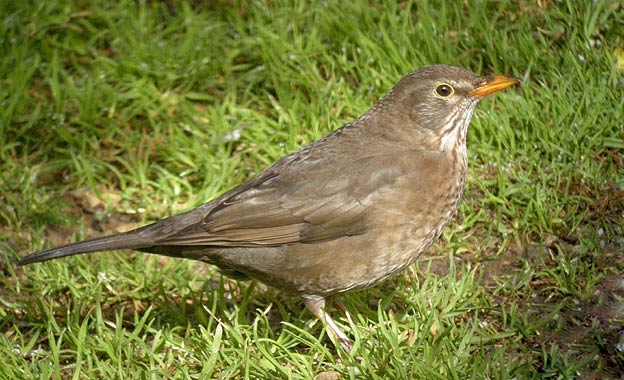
<box><xmin>1</xmin><ymin>1</ymin><xmax>623</xmax><ymax>379</ymax></box>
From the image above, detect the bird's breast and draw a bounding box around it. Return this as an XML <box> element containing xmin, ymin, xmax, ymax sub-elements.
<box><xmin>362</xmin><ymin>148</ymin><xmax>468</xmax><ymax>269</ymax></box>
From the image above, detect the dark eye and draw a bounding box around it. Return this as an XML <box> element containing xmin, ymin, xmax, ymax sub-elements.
<box><xmin>435</xmin><ymin>83</ymin><xmax>454</xmax><ymax>97</ymax></box>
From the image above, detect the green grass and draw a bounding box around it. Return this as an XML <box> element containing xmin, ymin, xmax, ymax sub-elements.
<box><xmin>1</xmin><ymin>0</ymin><xmax>623</xmax><ymax>379</ymax></box>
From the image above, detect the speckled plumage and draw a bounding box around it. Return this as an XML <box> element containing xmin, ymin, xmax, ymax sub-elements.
<box><xmin>18</xmin><ymin>65</ymin><xmax>518</xmax><ymax>351</ymax></box>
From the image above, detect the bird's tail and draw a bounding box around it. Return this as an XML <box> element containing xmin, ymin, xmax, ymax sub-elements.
<box><xmin>16</xmin><ymin>231</ymin><xmax>149</xmax><ymax>266</ymax></box>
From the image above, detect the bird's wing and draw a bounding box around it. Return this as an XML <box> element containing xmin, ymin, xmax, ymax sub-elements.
<box><xmin>155</xmin><ymin>151</ymin><xmax>408</xmax><ymax>247</ymax></box>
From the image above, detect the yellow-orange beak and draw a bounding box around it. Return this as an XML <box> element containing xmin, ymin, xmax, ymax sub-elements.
<box><xmin>469</xmin><ymin>75</ymin><xmax>519</xmax><ymax>97</ymax></box>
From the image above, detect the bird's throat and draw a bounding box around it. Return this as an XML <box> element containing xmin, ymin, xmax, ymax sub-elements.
<box><xmin>438</xmin><ymin>102</ymin><xmax>475</xmax><ymax>153</ymax></box>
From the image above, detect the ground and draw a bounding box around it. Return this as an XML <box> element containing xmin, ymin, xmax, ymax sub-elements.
<box><xmin>1</xmin><ymin>1</ymin><xmax>623</xmax><ymax>379</ymax></box>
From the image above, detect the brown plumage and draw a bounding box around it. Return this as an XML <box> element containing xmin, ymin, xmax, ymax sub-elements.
<box><xmin>17</xmin><ymin>64</ymin><xmax>518</xmax><ymax>351</ymax></box>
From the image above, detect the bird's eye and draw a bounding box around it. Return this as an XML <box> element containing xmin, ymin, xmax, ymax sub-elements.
<box><xmin>434</xmin><ymin>83</ymin><xmax>454</xmax><ymax>98</ymax></box>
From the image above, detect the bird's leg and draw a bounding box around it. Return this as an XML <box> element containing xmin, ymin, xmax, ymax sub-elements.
<box><xmin>304</xmin><ymin>295</ymin><xmax>352</xmax><ymax>352</ymax></box>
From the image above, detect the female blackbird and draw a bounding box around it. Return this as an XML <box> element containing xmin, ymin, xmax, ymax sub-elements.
<box><xmin>18</xmin><ymin>65</ymin><xmax>519</xmax><ymax>351</ymax></box>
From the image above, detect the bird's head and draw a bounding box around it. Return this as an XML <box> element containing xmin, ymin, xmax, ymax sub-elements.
<box><xmin>373</xmin><ymin>64</ymin><xmax>519</xmax><ymax>151</ymax></box>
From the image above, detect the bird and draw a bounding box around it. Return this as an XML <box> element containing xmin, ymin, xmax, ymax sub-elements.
<box><xmin>17</xmin><ymin>64</ymin><xmax>519</xmax><ymax>351</ymax></box>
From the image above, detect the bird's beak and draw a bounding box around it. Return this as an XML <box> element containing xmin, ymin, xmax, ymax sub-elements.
<box><xmin>469</xmin><ymin>75</ymin><xmax>519</xmax><ymax>97</ymax></box>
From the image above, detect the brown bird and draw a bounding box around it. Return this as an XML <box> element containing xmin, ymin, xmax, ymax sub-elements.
<box><xmin>17</xmin><ymin>64</ymin><xmax>518</xmax><ymax>351</ymax></box>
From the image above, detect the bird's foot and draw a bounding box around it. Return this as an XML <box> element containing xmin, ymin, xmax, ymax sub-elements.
<box><xmin>304</xmin><ymin>295</ymin><xmax>353</xmax><ymax>353</ymax></box>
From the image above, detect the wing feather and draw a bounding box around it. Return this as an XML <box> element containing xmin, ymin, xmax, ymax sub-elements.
<box><xmin>156</xmin><ymin>151</ymin><xmax>411</xmax><ymax>247</ymax></box>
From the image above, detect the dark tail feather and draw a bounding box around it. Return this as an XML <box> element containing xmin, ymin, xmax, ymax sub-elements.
<box><xmin>17</xmin><ymin>232</ymin><xmax>150</xmax><ymax>266</ymax></box>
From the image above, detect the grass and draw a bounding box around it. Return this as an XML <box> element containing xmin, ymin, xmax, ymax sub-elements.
<box><xmin>1</xmin><ymin>0</ymin><xmax>623</xmax><ymax>378</ymax></box>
